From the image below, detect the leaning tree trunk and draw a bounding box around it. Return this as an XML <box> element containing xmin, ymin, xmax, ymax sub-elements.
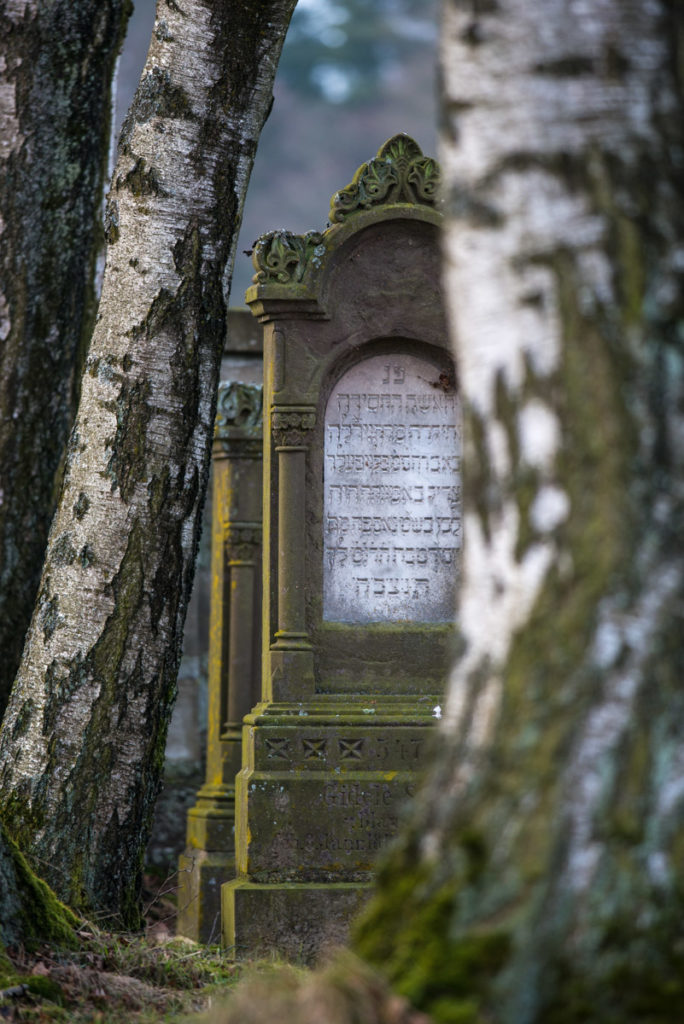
<box><xmin>356</xmin><ymin>2</ymin><xmax>684</xmax><ymax>1022</ymax></box>
<box><xmin>0</xmin><ymin>0</ymin><xmax>130</xmax><ymax>718</ymax></box>
<box><xmin>0</xmin><ymin>0</ymin><xmax>296</xmax><ymax>926</ymax></box>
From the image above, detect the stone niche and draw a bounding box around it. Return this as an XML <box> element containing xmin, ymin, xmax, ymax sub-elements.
<box><xmin>222</xmin><ymin>135</ymin><xmax>460</xmax><ymax>961</ymax></box>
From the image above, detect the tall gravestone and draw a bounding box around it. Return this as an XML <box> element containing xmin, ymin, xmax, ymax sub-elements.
<box><xmin>177</xmin><ymin>380</ymin><xmax>263</xmax><ymax>942</ymax></box>
<box><xmin>222</xmin><ymin>135</ymin><xmax>460</xmax><ymax>960</ymax></box>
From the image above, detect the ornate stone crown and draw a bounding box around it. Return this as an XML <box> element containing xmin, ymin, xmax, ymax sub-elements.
<box><xmin>250</xmin><ymin>134</ymin><xmax>441</xmax><ymax>288</ymax></box>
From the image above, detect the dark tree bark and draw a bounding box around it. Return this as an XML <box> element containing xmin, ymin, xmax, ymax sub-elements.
<box><xmin>0</xmin><ymin>0</ymin><xmax>131</xmax><ymax>717</ymax></box>
<box><xmin>355</xmin><ymin>2</ymin><xmax>684</xmax><ymax>1022</ymax></box>
<box><xmin>0</xmin><ymin>0</ymin><xmax>296</xmax><ymax>926</ymax></box>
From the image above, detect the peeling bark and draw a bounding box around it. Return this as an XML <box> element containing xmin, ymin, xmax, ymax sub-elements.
<box><xmin>0</xmin><ymin>0</ymin><xmax>130</xmax><ymax>717</ymax></box>
<box><xmin>356</xmin><ymin>2</ymin><xmax>684</xmax><ymax>1021</ymax></box>
<box><xmin>0</xmin><ymin>0</ymin><xmax>296</xmax><ymax>925</ymax></box>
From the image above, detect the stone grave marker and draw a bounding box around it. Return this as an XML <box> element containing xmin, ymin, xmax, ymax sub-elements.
<box><xmin>177</xmin><ymin>378</ymin><xmax>263</xmax><ymax>942</ymax></box>
<box><xmin>222</xmin><ymin>135</ymin><xmax>460</xmax><ymax>960</ymax></box>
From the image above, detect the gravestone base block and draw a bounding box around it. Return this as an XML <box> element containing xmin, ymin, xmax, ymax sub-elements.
<box><xmin>177</xmin><ymin>848</ymin><xmax>234</xmax><ymax>945</ymax></box>
<box><xmin>223</xmin><ymin>698</ymin><xmax>438</xmax><ymax>959</ymax></box>
<box><xmin>176</xmin><ymin>787</ymin><xmax>235</xmax><ymax>943</ymax></box>
<box><xmin>222</xmin><ymin>881</ymin><xmax>371</xmax><ymax>963</ymax></box>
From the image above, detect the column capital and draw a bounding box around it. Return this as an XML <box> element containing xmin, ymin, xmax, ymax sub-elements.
<box><xmin>271</xmin><ymin>405</ymin><xmax>316</xmax><ymax>448</ymax></box>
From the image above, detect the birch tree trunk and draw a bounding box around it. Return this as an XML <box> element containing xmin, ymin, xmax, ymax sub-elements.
<box><xmin>0</xmin><ymin>0</ymin><xmax>296</xmax><ymax>926</ymax></box>
<box><xmin>0</xmin><ymin>0</ymin><xmax>130</xmax><ymax>718</ymax></box>
<box><xmin>356</xmin><ymin>2</ymin><xmax>684</xmax><ymax>1021</ymax></box>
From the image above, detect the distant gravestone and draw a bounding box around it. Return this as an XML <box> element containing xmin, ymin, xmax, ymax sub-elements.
<box><xmin>177</xmin><ymin>379</ymin><xmax>263</xmax><ymax>943</ymax></box>
<box><xmin>222</xmin><ymin>135</ymin><xmax>460</xmax><ymax>960</ymax></box>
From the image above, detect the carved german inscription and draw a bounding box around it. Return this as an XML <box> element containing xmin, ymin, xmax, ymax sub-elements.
<box><xmin>324</xmin><ymin>352</ymin><xmax>461</xmax><ymax>623</ymax></box>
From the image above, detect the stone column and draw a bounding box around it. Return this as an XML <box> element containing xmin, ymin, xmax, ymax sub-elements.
<box><xmin>177</xmin><ymin>382</ymin><xmax>262</xmax><ymax>943</ymax></box>
<box><xmin>267</xmin><ymin>406</ymin><xmax>316</xmax><ymax>700</ymax></box>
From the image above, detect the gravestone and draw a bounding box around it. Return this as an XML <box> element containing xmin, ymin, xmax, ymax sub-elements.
<box><xmin>177</xmin><ymin>379</ymin><xmax>263</xmax><ymax>943</ymax></box>
<box><xmin>222</xmin><ymin>135</ymin><xmax>460</xmax><ymax>960</ymax></box>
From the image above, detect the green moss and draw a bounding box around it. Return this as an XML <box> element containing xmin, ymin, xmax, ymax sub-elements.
<box><xmin>26</xmin><ymin>975</ymin><xmax>65</xmax><ymax>1003</ymax></box>
<box><xmin>463</xmin><ymin>404</ymin><xmax>491</xmax><ymax>543</ymax></box>
<box><xmin>540</xmin><ymin>906</ymin><xmax>684</xmax><ymax>1023</ymax></box>
<box><xmin>0</xmin><ymin>823</ymin><xmax>78</xmax><ymax>950</ymax></box>
<box><xmin>354</xmin><ymin>834</ymin><xmax>509</xmax><ymax>1022</ymax></box>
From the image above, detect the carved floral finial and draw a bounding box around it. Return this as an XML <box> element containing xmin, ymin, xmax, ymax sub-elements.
<box><xmin>330</xmin><ymin>134</ymin><xmax>441</xmax><ymax>223</ymax></box>
<box><xmin>252</xmin><ymin>230</ymin><xmax>324</xmax><ymax>286</ymax></box>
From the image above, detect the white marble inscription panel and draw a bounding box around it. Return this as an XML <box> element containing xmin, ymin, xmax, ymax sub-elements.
<box><xmin>323</xmin><ymin>353</ymin><xmax>461</xmax><ymax>623</ymax></box>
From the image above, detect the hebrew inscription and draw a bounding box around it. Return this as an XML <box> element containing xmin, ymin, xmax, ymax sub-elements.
<box><xmin>324</xmin><ymin>352</ymin><xmax>461</xmax><ymax>622</ymax></box>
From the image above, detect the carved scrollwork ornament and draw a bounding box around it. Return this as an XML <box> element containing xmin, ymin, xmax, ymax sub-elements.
<box><xmin>272</xmin><ymin>408</ymin><xmax>316</xmax><ymax>448</ymax></box>
<box><xmin>215</xmin><ymin>382</ymin><xmax>263</xmax><ymax>440</ymax></box>
<box><xmin>330</xmin><ymin>134</ymin><xmax>441</xmax><ymax>223</ymax></box>
<box><xmin>252</xmin><ymin>230</ymin><xmax>325</xmax><ymax>285</ymax></box>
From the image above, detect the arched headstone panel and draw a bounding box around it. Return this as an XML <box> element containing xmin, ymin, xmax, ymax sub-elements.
<box><xmin>323</xmin><ymin>350</ymin><xmax>461</xmax><ymax>624</ymax></box>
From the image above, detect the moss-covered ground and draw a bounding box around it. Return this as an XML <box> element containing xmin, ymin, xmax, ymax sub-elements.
<box><xmin>0</xmin><ymin>872</ymin><xmax>243</xmax><ymax>1023</ymax></box>
<box><xmin>1</xmin><ymin>872</ymin><xmax>425</xmax><ymax>1024</ymax></box>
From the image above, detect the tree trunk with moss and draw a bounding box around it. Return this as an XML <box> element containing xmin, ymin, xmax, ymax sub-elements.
<box><xmin>0</xmin><ymin>0</ymin><xmax>296</xmax><ymax>927</ymax></box>
<box><xmin>356</xmin><ymin>2</ymin><xmax>684</xmax><ymax>1022</ymax></box>
<box><xmin>0</xmin><ymin>0</ymin><xmax>131</xmax><ymax>719</ymax></box>
<box><xmin>0</xmin><ymin>822</ymin><xmax>77</xmax><ymax>951</ymax></box>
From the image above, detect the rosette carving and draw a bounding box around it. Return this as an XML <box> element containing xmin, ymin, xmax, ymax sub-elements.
<box><xmin>330</xmin><ymin>134</ymin><xmax>441</xmax><ymax>223</ymax></box>
<box><xmin>272</xmin><ymin>407</ymin><xmax>316</xmax><ymax>448</ymax></box>
<box><xmin>252</xmin><ymin>230</ymin><xmax>325</xmax><ymax>285</ymax></box>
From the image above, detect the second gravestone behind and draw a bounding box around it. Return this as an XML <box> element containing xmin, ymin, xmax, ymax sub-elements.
<box><xmin>222</xmin><ymin>136</ymin><xmax>461</xmax><ymax>960</ymax></box>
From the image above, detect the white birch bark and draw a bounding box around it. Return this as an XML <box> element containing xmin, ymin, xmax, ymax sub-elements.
<box><xmin>0</xmin><ymin>0</ymin><xmax>296</xmax><ymax>924</ymax></box>
<box><xmin>356</xmin><ymin>2</ymin><xmax>684</xmax><ymax>1020</ymax></box>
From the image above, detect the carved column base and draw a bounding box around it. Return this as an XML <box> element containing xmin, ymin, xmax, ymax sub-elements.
<box><xmin>267</xmin><ymin>647</ymin><xmax>315</xmax><ymax>701</ymax></box>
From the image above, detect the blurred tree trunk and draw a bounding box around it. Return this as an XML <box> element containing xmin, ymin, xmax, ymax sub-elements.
<box><xmin>356</xmin><ymin>2</ymin><xmax>684</xmax><ymax>1021</ymax></box>
<box><xmin>0</xmin><ymin>0</ymin><xmax>130</xmax><ymax>718</ymax></box>
<box><xmin>0</xmin><ymin>0</ymin><xmax>296</xmax><ymax>927</ymax></box>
